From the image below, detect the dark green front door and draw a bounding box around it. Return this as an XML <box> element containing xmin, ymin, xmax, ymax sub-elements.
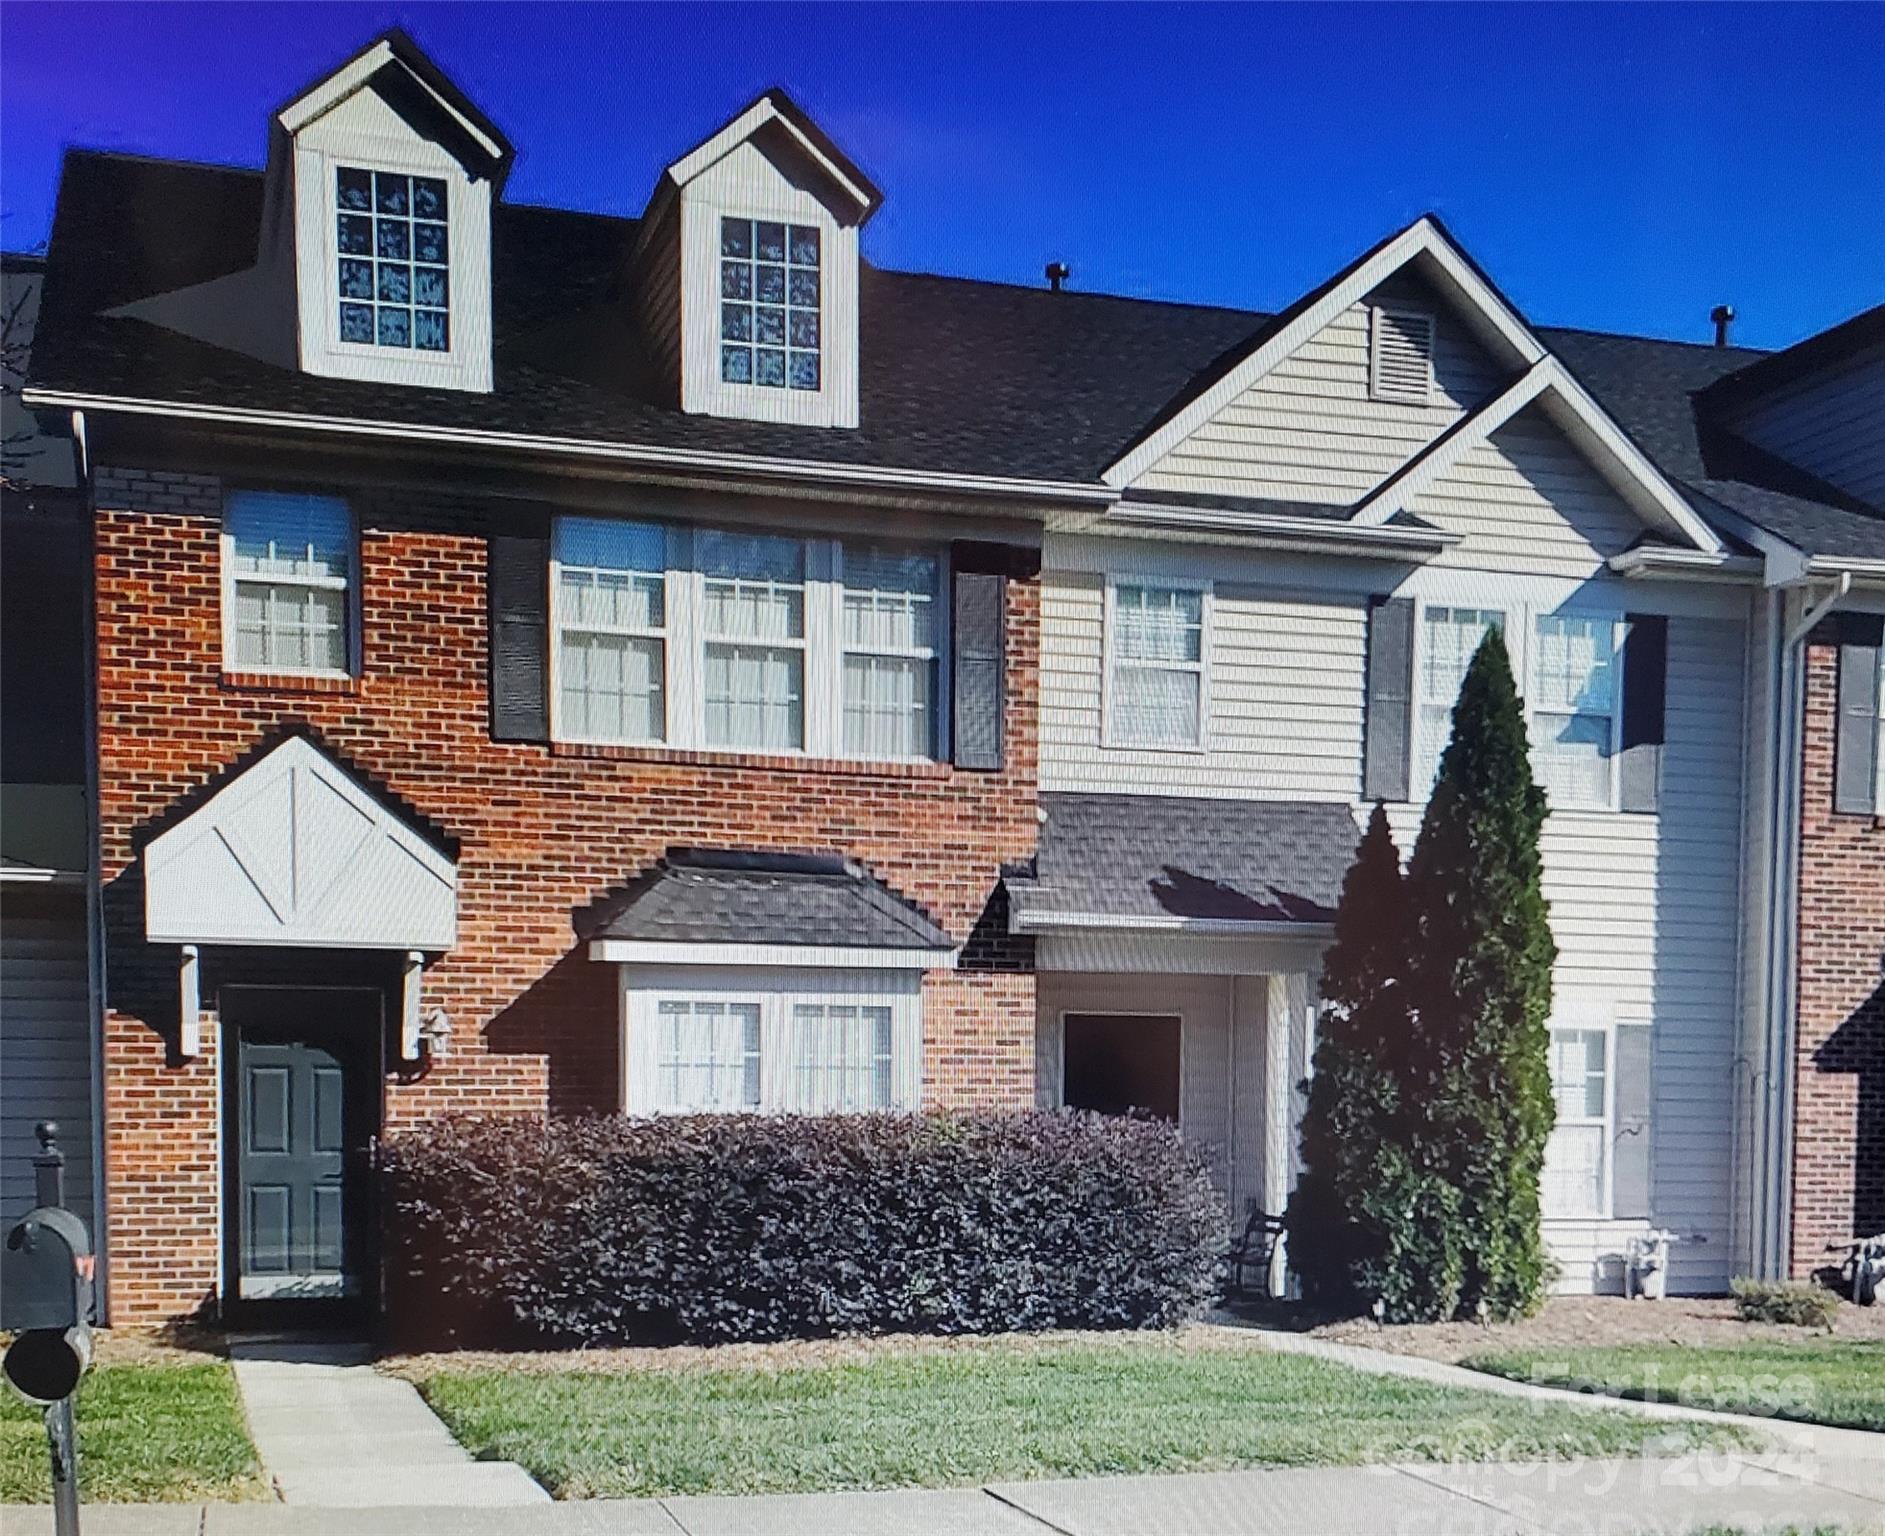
<box><xmin>226</xmin><ymin>989</ymin><xmax>380</xmax><ymax>1312</ymax></box>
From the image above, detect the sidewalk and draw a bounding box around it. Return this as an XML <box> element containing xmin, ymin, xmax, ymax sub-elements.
<box><xmin>6</xmin><ymin>1445</ymin><xmax>1883</xmax><ymax>1535</ymax></box>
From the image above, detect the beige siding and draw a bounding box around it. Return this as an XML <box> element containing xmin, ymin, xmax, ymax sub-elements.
<box><xmin>1731</xmin><ymin>349</ymin><xmax>1885</xmax><ymax>508</ymax></box>
<box><xmin>1413</xmin><ymin>409</ymin><xmax>1645</xmax><ymax>578</ymax></box>
<box><xmin>1137</xmin><ymin>276</ymin><xmax>1505</xmax><ymax>507</ymax></box>
<box><xmin>1041</xmin><ymin>568</ymin><xmax>1366</xmax><ymax>800</ymax></box>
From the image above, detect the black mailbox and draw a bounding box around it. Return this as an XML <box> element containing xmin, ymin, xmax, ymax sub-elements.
<box><xmin>2</xmin><ymin>1206</ymin><xmax>93</xmax><ymax>1333</ymax></box>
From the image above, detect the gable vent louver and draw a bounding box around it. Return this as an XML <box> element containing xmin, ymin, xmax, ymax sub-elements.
<box><xmin>1370</xmin><ymin>306</ymin><xmax>1437</xmax><ymax>405</ymax></box>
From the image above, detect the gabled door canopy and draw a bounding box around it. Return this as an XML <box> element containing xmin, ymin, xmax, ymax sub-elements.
<box><xmin>144</xmin><ymin>734</ymin><xmax>457</xmax><ymax>951</ymax></box>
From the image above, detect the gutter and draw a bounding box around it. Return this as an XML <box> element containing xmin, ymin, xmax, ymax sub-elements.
<box><xmin>1011</xmin><ymin>909</ymin><xmax>1335</xmax><ymax>940</ymax></box>
<box><xmin>1607</xmin><ymin>547</ymin><xmax>1761</xmax><ymax>582</ymax></box>
<box><xmin>20</xmin><ymin>387</ymin><xmax>1121</xmax><ymax>509</ymax></box>
<box><xmin>1105</xmin><ymin>501</ymin><xmax>1462</xmax><ymax>557</ymax></box>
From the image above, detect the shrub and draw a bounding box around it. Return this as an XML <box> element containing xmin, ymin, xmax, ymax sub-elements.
<box><xmin>379</xmin><ymin>1109</ymin><xmax>1226</xmax><ymax>1348</ymax></box>
<box><xmin>1731</xmin><ymin>1277</ymin><xmax>1839</xmax><ymax>1330</ymax></box>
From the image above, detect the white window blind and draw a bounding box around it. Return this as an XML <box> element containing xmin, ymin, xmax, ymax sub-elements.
<box><xmin>225</xmin><ymin>493</ymin><xmax>353</xmax><ymax>674</ymax></box>
<box><xmin>1110</xmin><ymin>584</ymin><xmax>1205</xmax><ymax>747</ymax></box>
<box><xmin>1416</xmin><ymin>607</ymin><xmax>1504</xmax><ymax>797</ymax></box>
<box><xmin>700</xmin><ymin>531</ymin><xmax>806</xmax><ymax>752</ymax></box>
<box><xmin>841</xmin><ymin>544</ymin><xmax>938</xmax><ymax>759</ymax></box>
<box><xmin>554</xmin><ymin>517</ymin><xmax>668</xmax><ymax>744</ymax></box>
<box><xmin>654</xmin><ymin>999</ymin><xmax>761</xmax><ymax>1112</ymax></box>
<box><xmin>1370</xmin><ymin>307</ymin><xmax>1436</xmax><ymax>404</ymax></box>
<box><xmin>1543</xmin><ymin>1027</ymin><xmax>1609</xmax><ymax>1218</ymax></box>
<box><xmin>1532</xmin><ymin>614</ymin><xmax>1620</xmax><ymax>809</ymax></box>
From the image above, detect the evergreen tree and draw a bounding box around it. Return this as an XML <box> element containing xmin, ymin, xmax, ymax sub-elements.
<box><xmin>1403</xmin><ymin>629</ymin><xmax>1558</xmax><ymax>1320</ymax></box>
<box><xmin>1287</xmin><ymin>804</ymin><xmax>1411</xmax><ymax>1305</ymax></box>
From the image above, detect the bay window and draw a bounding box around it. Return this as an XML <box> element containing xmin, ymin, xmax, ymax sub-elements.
<box><xmin>1531</xmin><ymin>613</ymin><xmax>1621</xmax><ymax>809</ymax></box>
<box><xmin>1416</xmin><ymin>606</ymin><xmax>1504</xmax><ymax>797</ymax></box>
<box><xmin>550</xmin><ymin>517</ymin><xmax>947</xmax><ymax>760</ymax></box>
<box><xmin>625</xmin><ymin>974</ymin><xmax>920</xmax><ymax>1116</ymax></box>
<box><xmin>1543</xmin><ymin>1027</ymin><xmax>1609</xmax><ymax>1218</ymax></box>
<box><xmin>1107</xmin><ymin>582</ymin><xmax>1207</xmax><ymax>748</ymax></box>
<box><xmin>223</xmin><ymin>492</ymin><xmax>354</xmax><ymax>675</ymax></box>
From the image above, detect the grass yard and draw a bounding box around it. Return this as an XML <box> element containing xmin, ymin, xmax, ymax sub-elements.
<box><xmin>1465</xmin><ymin>1340</ymin><xmax>1885</xmax><ymax>1433</ymax></box>
<box><xmin>0</xmin><ymin>1360</ymin><xmax>267</xmax><ymax>1503</ymax></box>
<box><xmin>404</xmin><ymin>1330</ymin><xmax>1747</xmax><ymax>1500</ymax></box>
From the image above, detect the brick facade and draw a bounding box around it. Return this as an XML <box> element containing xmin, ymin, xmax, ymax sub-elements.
<box><xmin>1791</xmin><ymin>634</ymin><xmax>1885</xmax><ymax>1277</ymax></box>
<box><xmin>93</xmin><ymin>466</ymin><xmax>1041</xmax><ymax>1324</ymax></box>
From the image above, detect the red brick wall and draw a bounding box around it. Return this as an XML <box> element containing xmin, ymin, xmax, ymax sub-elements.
<box><xmin>94</xmin><ymin>467</ymin><xmax>1040</xmax><ymax>1323</ymax></box>
<box><xmin>1791</xmin><ymin>634</ymin><xmax>1885</xmax><ymax>1277</ymax></box>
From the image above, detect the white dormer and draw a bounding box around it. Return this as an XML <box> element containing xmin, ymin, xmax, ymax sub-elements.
<box><xmin>634</xmin><ymin>91</ymin><xmax>881</xmax><ymax>429</ymax></box>
<box><xmin>277</xmin><ymin>31</ymin><xmax>512</xmax><ymax>393</ymax></box>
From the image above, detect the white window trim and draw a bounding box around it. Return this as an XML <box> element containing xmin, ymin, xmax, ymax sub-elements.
<box><xmin>1401</xmin><ymin>595</ymin><xmax>1629</xmax><ymax>814</ymax></box>
<box><xmin>1530</xmin><ymin>611</ymin><xmax>1626</xmax><ymax>813</ymax></box>
<box><xmin>549</xmin><ymin>518</ymin><xmax>951</xmax><ymax>764</ymax></box>
<box><xmin>326</xmin><ymin>156</ymin><xmax>456</xmax><ymax>366</ymax></box>
<box><xmin>714</xmin><ymin>214</ymin><xmax>826</xmax><ymax>397</ymax></box>
<box><xmin>548</xmin><ymin>527</ymin><xmax>672</xmax><ymax>749</ymax></box>
<box><xmin>619</xmin><ymin>964</ymin><xmax>924</xmax><ymax>1116</ymax></box>
<box><xmin>694</xmin><ymin>531</ymin><xmax>812</xmax><ymax>754</ymax></box>
<box><xmin>1100</xmin><ymin>576</ymin><xmax>1213</xmax><ymax>753</ymax></box>
<box><xmin>1369</xmin><ymin>305</ymin><xmax>1438</xmax><ymax>406</ymax></box>
<box><xmin>219</xmin><ymin>498</ymin><xmax>359</xmax><ymax>680</ymax></box>
<box><xmin>1544</xmin><ymin>1018</ymin><xmax>1617</xmax><ymax>1223</ymax></box>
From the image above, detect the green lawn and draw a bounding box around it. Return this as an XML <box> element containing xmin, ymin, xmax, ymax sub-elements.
<box><xmin>411</xmin><ymin>1334</ymin><xmax>1746</xmax><ymax>1500</ymax></box>
<box><xmin>0</xmin><ymin>1361</ymin><xmax>267</xmax><ymax>1503</ymax></box>
<box><xmin>1465</xmin><ymin>1340</ymin><xmax>1885</xmax><ymax>1433</ymax></box>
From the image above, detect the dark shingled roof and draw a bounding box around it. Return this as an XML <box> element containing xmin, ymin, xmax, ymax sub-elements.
<box><xmin>579</xmin><ymin>848</ymin><xmax>955</xmax><ymax>950</ymax></box>
<box><xmin>1007</xmin><ymin>793</ymin><xmax>1360</xmax><ymax>928</ymax></box>
<box><xmin>29</xmin><ymin>151</ymin><xmax>1884</xmax><ymax>557</ymax></box>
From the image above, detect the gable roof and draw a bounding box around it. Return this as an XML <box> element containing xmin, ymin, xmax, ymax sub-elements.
<box><xmin>1696</xmin><ymin>303</ymin><xmax>1885</xmax><ymax>415</ymax></box>
<box><xmin>660</xmin><ymin>88</ymin><xmax>882</xmax><ymax>219</ymax></box>
<box><xmin>277</xmin><ymin>28</ymin><xmax>514</xmax><ymax>180</ymax></box>
<box><xmin>26</xmin><ymin>149</ymin><xmax>1881</xmax><ymax>561</ymax></box>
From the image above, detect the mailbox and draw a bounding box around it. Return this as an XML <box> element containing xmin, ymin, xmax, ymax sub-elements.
<box><xmin>3</xmin><ymin>1206</ymin><xmax>93</xmax><ymax>1333</ymax></box>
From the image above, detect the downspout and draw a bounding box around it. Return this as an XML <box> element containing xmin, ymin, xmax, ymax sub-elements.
<box><xmin>1758</xmin><ymin>570</ymin><xmax>1851</xmax><ymax>1278</ymax></box>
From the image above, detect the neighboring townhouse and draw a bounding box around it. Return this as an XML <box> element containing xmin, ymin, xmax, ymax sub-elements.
<box><xmin>12</xmin><ymin>31</ymin><xmax>1879</xmax><ymax>1324</ymax></box>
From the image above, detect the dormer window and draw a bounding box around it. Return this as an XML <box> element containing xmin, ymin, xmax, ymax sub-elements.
<box><xmin>720</xmin><ymin>217</ymin><xmax>821</xmax><ymax>391</ymax></box>
<box><xmin>335</xmin><ymin>168</ymin><xmax>451</xmax><ymax>352</ymax></box>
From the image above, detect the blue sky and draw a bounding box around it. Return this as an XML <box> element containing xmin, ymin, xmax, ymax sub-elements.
<box><xmin>3</xmin><ymin>2</ymin><xmax>1880</xmax><ymax>349</ymax></box>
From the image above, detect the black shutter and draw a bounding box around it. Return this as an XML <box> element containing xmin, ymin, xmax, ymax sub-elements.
<box><xmin>1619</xmin><ymin>614</ymin><xmax>1668</xmax><ymax>814</ymax></box>
<box><xmin>1612</xmin><ymin>1023</ymin><xmax>1654</xmax><ymax>1220</ymax></box>
<box><xmin>488</xmin><ymin>529</ymin><xmax>550</xmax><ymax>744</ymax></box>
<box><xmin>1834</xmin><ymin>612</ymin><xmax>1883</xmax><ymax>816</ymax></box>
<box><xmin>952</xmin><ymin>568</ymin><xmax>1006</xmax><ymax>771</ymax></box>
<box><xmin>1363</xmin><ymin>596</ymin><xmax>1415</xmax><ymax>802</ymax></box>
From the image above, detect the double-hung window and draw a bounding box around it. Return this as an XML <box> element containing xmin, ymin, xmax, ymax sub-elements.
<box><xmin>1416</xmin><ymin>607</ymin><xmax>1504</xmax><ymax>797</ymax></box>
<box><xmin>1531</xmin><ymin>614</ymin><xmax>1621</xmax><ymax>809</ymax></box>
<box><xmin>223</xmin><ymin>492</ymin><xmax>353</xmax><ymax>675</ymax></box>
<box><xmin>1543</xmin><ymin>1027</ymin><xmax>1609</xmax><ymax>1218</ymax></box>
<box><xmin>841</xmin><ymin>545</ymin><xmax>939</xmax><ymax>759</ymax></box>
<box><xmin>700</xmin><ymin>531</ymin><xmax>807</xmax><ymax>752</ymax></box>
<box><xmin>789</xmin><ymin>1003</ymin><xmax>895</xmax><ymax>1112</ymax></box>
<box><xmin>1108</xmin><ymin>583</ymin><xmax>1206</xmax><ymax>748</ymax></box>
<box><xmin>553</xmin><ymin>518</ymin><xmax>668</xmax><ymax>745</ymax></box>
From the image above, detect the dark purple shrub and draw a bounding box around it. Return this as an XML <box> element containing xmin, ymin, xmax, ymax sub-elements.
<box><xmin>378</xmin><ymin>1110</ymin><xmax>1224</xmax><ymax>1348</ymax></box>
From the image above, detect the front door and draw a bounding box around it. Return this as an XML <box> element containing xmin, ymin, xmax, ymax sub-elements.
<box><xmin>224</xmin><ymin>988</ymin><xmax>380</xmax><ymax>1319</ymax></box>
<box><xmin>1063</xmin><ymin>1013</ymin><xmax>1181</xmax><ymax>1121</ymax></box>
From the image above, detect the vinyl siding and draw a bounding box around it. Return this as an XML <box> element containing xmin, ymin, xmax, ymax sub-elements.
<box><xmin>1729</xmin><ymin>349</ymin><xmax>1885</xmax><ymax>509</ymax></box>
<box><xmin>1136</xmin><ymin>275</ymin><xmax>1506</xmax><ymax>507</ymax></box>
<box><xmin>0</xmin><ymin>900</ymin><xmax>95</xmax><ymax>1237</ymax></box>
<box><xmin>1412</xmin><ymin>410</ymin><xmax>1645</xmax><ymax>578</ymax></box>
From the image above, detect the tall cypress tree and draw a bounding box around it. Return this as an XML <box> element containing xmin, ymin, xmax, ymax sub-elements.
<box><xmin>1287</xmin><ymin>803</ymin><xmax>1410</xmax><ymax>1305</ymax></box>
<box><xmin>1404</xmin><ymin>629</ymin><xmax>1558</xmax><ymax>1320</ymax></box>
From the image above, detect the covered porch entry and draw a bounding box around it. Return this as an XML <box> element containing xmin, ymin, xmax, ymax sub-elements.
<box><xmin>142</xmin><ymin>734</ymin><xmax>458</xmax><ymax>1323</ymax></box>
<box><xmin>1009</xmin><ymin>792</ymin><xmax>1358</xmax><ymax>1294</ymax></box>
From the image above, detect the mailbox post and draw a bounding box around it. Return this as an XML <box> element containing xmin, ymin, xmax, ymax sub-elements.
<box><xmin>3</xmin><ymin>1122</ymin><xmax>92</xmax><ymax>1535</ymax></box>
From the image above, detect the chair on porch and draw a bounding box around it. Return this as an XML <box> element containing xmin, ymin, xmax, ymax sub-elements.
<box><xmin>1225</xmin><ymin>1199</ymin><xmax>1286</xmax><ymax>1301</ymax></box>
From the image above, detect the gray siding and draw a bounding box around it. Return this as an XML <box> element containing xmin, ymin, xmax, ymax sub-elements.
<box><xmin>0</xmin><ymin>896</ymin><xmax>94</xmax><ymax>1235</ymax></box>
<box><xmin>1730</xmin><ymin>348</ymin><xmax>1885</xmax><ymax>509</ymax></box>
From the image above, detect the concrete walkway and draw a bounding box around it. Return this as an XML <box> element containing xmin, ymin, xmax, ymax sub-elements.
<box><xmin>227</xmin><ymin>1340</ymin><xmax>548</xmax><ymax>1507</ymax></box>
<box><xmin>4</xmin><ymin>1448</ymin><xmax>1883</xmax><ymax>1534</ymax></box>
